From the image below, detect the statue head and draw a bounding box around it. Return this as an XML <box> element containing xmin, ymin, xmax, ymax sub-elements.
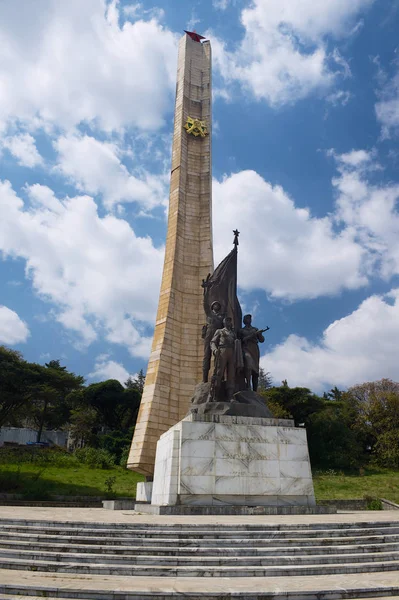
<box><xmin>223</xmin><ymin>316</ymin><xmax>233</xmax><ymax>330</ymax></box>
<box><xmin>243</xmin><ymin>314</ymin><xmax>252</xmax><ymax>326</ymax></box>
<box><xmin>211</xmin><ymin>301</ymin><xmax>222</xmax><ymax>314</ymax></box>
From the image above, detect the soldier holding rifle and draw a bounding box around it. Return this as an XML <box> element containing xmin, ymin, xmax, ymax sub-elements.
<box><xmin>239</xmin><ymin>314</ymin><xmax>269</xmax><ymax>392</ymax></box>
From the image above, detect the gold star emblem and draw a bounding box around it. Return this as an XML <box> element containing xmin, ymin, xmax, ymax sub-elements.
<box><xmin>184</xmin><ymin>116</ymin><xmax>208</xmax><ymax>138</ymax></box>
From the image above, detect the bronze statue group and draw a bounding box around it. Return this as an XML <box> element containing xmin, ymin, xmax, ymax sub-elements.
<box><xmin>202</xmin><ymin>300</ymin><xmax>269</xmax><ymax>402</ymax></box>
<box><xmin>199</xmin><ymin>234</ymin><xmax>269</xmax><ymax>404</ymax></box>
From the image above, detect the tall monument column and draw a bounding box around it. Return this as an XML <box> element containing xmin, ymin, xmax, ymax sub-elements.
<box><xmin>127</xmin><ymin>32</ymin><xmax>214</xmax><ymax>476</ymax></box>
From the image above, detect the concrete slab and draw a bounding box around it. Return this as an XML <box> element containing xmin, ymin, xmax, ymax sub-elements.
<box><xmin>0</xmin><ymin>506</ymin><xmax>398</xmax><ymax>526</ymax></box>
<box><xmin>1</xmin><ymin>568</ymin><xmax>399</xmax><ymax>598</ymax></box>
<box><xmin>134</xmin><ymin>503</ymin><xmax>335</xmax><ymax>515</ymax></box>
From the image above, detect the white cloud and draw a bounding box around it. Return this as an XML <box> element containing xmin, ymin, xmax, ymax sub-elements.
<box><xmin>27</xmin><ymin>184</ymin><xmax>66</xmax><ymax>213</ymax></box>
<box><xmin>263</xmin><ymin>289</ymin><xmax>399</xmax><ymax>392</ymax></box>
<box><xmin>331</xmin><ymin>148</ymin><xmax>375</xmax><ymax>167</ymax></box>
<box><xmin>326</xmin><ymin>90</ymin><xmax>353</xmax><ymax>107</ymax></box>
<box><xmin>242</xmin><ymin>0</ymin><xmax>373</xmax><ymax>41</ymax></box>
<box><xmin>54</xmin><ymin>134</ymin><xmax>167</xmax><ymax>210</ymax></box>
<box><xmin>89</xmin><ymin>354</ymin><xmax>133</xmax><ymax>384</ymax></box>
<box><xmin>0</xmin><ymin>180</ymin><xmax>162</xmax><ymax>356</ymax></box>
<box><xmin>0</xmin><ymin>0</ymin><xmax>177</xmax><ymax>133</ymax></box>
<box><xmin>0</xmin><ymin>306</ymin><xmax>30</xmax><ymax>345</ymax></box>
<box><xmin>2</xmin><ymin>133</ymin><xmax>43</xmax><ymax>167</ymax></box>
<box><xmin>260</xmin><ymin>150</ymin><xmax>399</xmax><ymax>391</ymax></box>
<box><xmin>123</xmin><ymin>4</ymin><xmax>142</xmax><ymax>18</ymax></box>
<box><xmin>105</xmin><ymin>318</ymin><xmax>152</xmax><ymax>360</ymax></box>
<box><xmin>6</xmin><ymin>280</ymin><xmax>23</xmax><ymax>287</ymax></box>
<box><xmin>375</xmin><ymin>66</ymin><xmax>399</xmax><ymax>138</ymax></box>
<box><xmin>330</xmin><ymin>48</ymin><xmax>352</xmax><ymax>79</ymax></box>
<box><xmin>213</xmin><ymin>170</ymin><xmax>367</xmax><ymax>300</ymax></box>
<box><xmin>332</xmin><ymin>149</ymin><xmax>399</xmax><ymax>280</ymax></box>
<box><xmin>187</xmin><ymin>10</ymin><xmax>201</xmax><ymax>31</ymax></box>
<box><xmin>211</xmin><ymin>0</ymin><xmax>373</xmax><ymax>106</ymax></box>
<box><xmin>213</xmin><ymin>0</ymin><xmax>230</xmax><ymax>9</ymax></box>
<box><xmin>123</xmin><ymin>3</ymin><xmax>164</xmax><ymax>21</ymax></box>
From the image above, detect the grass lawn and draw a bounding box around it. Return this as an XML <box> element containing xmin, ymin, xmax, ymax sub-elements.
<box><xmin>1</xmin><ymin>458</ymin><xmax>398</xmax><ymax>504</ymax></box>
<box><xmin>313</xmin><ymin>468</ymin><xmax>399</xmax><ymax>504</ymax></box>
<box><xmin>0</xmin><ymin>463</ymin><xmax>144</xmax><ymax>499</ymax></box>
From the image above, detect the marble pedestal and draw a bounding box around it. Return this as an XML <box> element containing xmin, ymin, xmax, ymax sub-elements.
<box><xmin>145</xmin><ymin>414</ymin><xmax>316</xmax><ymax>508</ymax></box>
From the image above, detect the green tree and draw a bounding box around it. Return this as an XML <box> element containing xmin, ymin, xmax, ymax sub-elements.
<box><xmin>374</xmin><ymin>430</ymin><xmax>399</xmax><ymax>468</ymax></box>
<box><xmin>345</xmin><ymin>379</ymin><xmax>399</xmax><ymax>464</ymax></box>
<box><xmin>261</xmin><ymin>384</ymin><xmax>325</xmax><ymax>426</ymax></box>
<box><xmin>125</xmin><ymin>369</ymin><xmax>146</xmax><ymax>394</ymax></box>
<box><xmin>324</xmin><ymin>386</ymin><xmax>343</xmax><ymax>401</ymax></box>
<box><xmin>45</xmin><ymin>360</ymin><xmax>67</xmax><ymax>371</ymax></box>
<box><xmin>1</xmin><ymin>348</ymin><xmax>84</xmax><ymax>437</ymax></box>
<box><xmin>83</xmin><ymin>379</ymin><xmax>141</xmax><ymax>431</ymax></box>
<box><xmin>0</xmin><ymin>346</ymin><xmax>38</xmax><ymax>427</ymax></box>
<box><xmin>307</xmin><ymin>402</ymin><xmax>364</xmax><ymax>469</ymax></box>
<box><xmin>69</xmin><ymin>406</ymin><xmax>99</xmax><ymax>447</ymax></box>
<box><xmin>258</xmin><ymin>368</ymin><xmax>272</xmax><ymax>391</ymax></box>
<box><xmin>26</xmin><ymin>361</ymin><xmax>84</xmax><ymax>441</ymax></box>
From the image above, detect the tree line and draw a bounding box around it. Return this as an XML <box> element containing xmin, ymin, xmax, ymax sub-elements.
<box><xmin>0</xmin><ymin>346</ymin><xmax>143</xmax><ymax>463</ymax></box>
<box><xmin>259</xmin><ymin>375</ymin><xmax>399</xmax><ymax>470</ymax></box>
<box><xmin>1</xmin><ymin>346</ymin><xmax>399</xmax><ymax>470</ymax></box>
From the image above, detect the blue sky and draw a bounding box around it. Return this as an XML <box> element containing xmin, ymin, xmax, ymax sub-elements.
<box><xmin>1</xmin><ymin>0</ymin><xmax>399</xmax><ymax>392</ymax></box>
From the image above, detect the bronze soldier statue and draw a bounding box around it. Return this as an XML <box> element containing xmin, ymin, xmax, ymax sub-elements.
<box><xmin>210</xmin><ymin>316</ymin><xmax>236</xmax><ymax>400</ymax></box>
<box><xmin>202</xmin><ymin>300</ymin><xmax>224</xmax><ymax>383</ymax></box>
<box><xmin>239</xmin><ymin>314</ymin><xmax>269</xmax><ymax>392</ymax></box>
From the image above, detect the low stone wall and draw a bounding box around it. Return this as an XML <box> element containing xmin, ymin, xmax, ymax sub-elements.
<box><xmin>0</xmin><ymin>493</ymin><xmax>102</xmax><ymax>507</ymax></box>
<box><xmin>381</xmin><ymin>497</ymin><xmax>399</xmax><ymax>510</ymax></box>
<box><xmin>0</xmin><ymin>493</ymin><xmax>132</xmax><ymax>508</ymax></box>
<box><xmin>318</xmin><ymin>499</ymin><xmax>368</xmax><ymax>510</ymax></box>
<box><xmin>320</xmin><ymin>498</ymin><xmax>399</xmax><ymax>511</ymax></box>
<box><xmin>0</xmin><ymin>493</ymin><xmax>105</xmax><ymax>502</ymax></box>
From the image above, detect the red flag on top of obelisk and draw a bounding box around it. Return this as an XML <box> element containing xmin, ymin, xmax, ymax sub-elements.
<box><xmin>184</xmin><ymin>30</ymin><xmax>206</xmax><ymax>43</ymax></box>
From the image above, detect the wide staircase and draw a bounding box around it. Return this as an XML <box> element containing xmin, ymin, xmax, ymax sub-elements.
<box><xmin>0</xmin><ymin>516</ymin><xmax>399</xmax><ymax>599</ymax></box>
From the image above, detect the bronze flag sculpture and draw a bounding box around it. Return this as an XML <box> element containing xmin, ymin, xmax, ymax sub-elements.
<box><xmin>190</xmin><ymin>232</ymin><xmax>273</xmax><ymax>418</ymax></box>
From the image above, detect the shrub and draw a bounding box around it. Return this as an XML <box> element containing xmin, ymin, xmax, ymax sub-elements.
<box><xmin>0</xmin><ymin>446</ymin><xmax>78</xmax><ymax>467</ymax></box>
<box><xmin>104</xmin><ymin>475</ymin><xmax>117</xmax><ymax>496</ymax></box>
<box><xmin>119</xmin><ymin>445</ymin><xmax>130</xmax><ymax>468</ymax></box>
<box><xmin>98</xmin><ymin>429</ymin><xmax>133</xmax><ymax>463</ymax></box>
<box><xmin>364</xmin><ymin>495</ymin><xmax>383</xmax><ymax>510</ymax></box>
<box><xmin>74</xmin><ymin>447</ymin><xmax>115</xmax><ymax>469</ymax></box>
<box><xmin>374</xmin><ymin>430</ymin><xmax>399</xmax><ymax>469</ymax></box>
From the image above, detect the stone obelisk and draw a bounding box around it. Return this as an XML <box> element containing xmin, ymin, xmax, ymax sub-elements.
<box><xmin>127</xmin><ymin>32</ymin><xmax>213</xmax><ymax>476</ymax></box>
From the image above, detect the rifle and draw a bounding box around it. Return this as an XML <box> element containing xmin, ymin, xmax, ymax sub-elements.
<box><xmin>243</xmin><ymin>326</ymin><xmax>270</xmax><ymax>341</ymax></box>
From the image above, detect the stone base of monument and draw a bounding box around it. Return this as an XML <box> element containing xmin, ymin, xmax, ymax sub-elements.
<box><xmin>134</xmin><ymin>413</ymin><xmax>334</xmax><ymax>515</ymax></box>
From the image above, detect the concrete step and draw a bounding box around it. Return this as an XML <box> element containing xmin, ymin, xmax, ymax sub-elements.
<box><xmin>2</xmin><ymin>530</ymin><xmax>399</xmax><ymax>547</ymax></box>
<box><xmin>2</xmin><ymin>524</ymin><xmax>399</xmax><ymax>538</ymax></box>
<box><xmin>0</xmin><ymin>567</ymin><xmax>398</xmax><ymax>600</ymax></box>
<box><xmin>1</xmin><ymin>517</ymin><xmax>399</xmax><ymax>598</ymax></box>
<box><xmin>2</xmin><ymin>518</ymin><xmax>399</xmax><ymax>531</ymax></box>
<box><xmin>1</xmin><ymin>556</ymin><xmax>399</xmax><ymax>577</ymax></box>
<box><xmin>1</xmin><ymin>547</ymin><xmax>399</xmax><ymax>567</ymax></box>
<box><xmin>2</xmin><ymin>538</ymin><xmax>399</xmax><ymax>556</ymax></box>
<box><xmin>1</xmin><ymin>596</ymin><xmax>399</xmax><ymax>600</ymax></box>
